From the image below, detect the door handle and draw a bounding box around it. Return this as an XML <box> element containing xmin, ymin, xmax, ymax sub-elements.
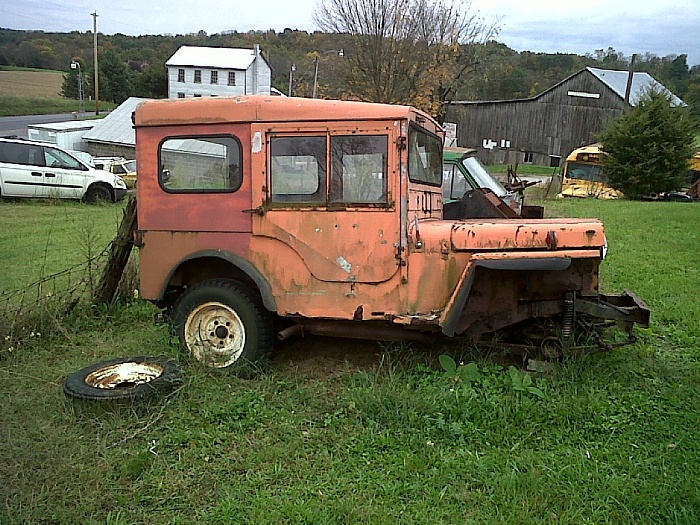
<box><xmin>45</xmin><ymin>173</ymin><xmax>56</xmax><ymax>178</ymax></box>
<box><xmin>31</xmin><ymin>172</ymin><xmax>42</xmax><ymax>177</ymax></box>
<box><xmin>242</xmin><ymin>206</ymin><xmax>265</xmax><ymax>216</ymax></box>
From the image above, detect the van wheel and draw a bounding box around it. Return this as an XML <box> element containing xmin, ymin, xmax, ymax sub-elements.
<box><xmin>85</xmin><ymin>183</ymin><xmax>112</xmax><ymax>203</ymax></box>
<box><xmin>171</xmin><ymin>279</ymin><xmax>274</xmax><ymax>370</ymax></box>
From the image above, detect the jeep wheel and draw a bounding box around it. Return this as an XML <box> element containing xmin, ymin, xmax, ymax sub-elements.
<box><xmin>85</xmin><ymin>183</ymin><xmax>112</xmax><ymax>203</ymax></box>
<box><xmin>171</xmin><ymin>279</ymin><xmax>274</xmax><ymax>370</ymax></box>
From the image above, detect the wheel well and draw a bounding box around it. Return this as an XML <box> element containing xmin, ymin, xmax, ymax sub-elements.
<box><xmin>161</xmin><ymin>256</ymin><xmax>269</xmax><ymax>310</ymax></box>
<box><xmin>86</xmin><ymin>182</ymin><xmax>114</xmax><ymax>200</ymax></box>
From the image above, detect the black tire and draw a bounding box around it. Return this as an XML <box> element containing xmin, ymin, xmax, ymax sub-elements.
<box><xmin>63</xmin><ymin>356</ymin><xmax>183</xmax><ymax>401</ymax></box>
<box><xmin>171</xmin><ymin>279</ymin><xmax>274</xmax><ymax>370</ymax></box>
<box><xmin>85</xmin><ymin>183</ymin><xmax>112</xmax><ymax>203</ymax></box>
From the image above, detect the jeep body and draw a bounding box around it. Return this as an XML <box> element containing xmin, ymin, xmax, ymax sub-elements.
<box><xmin>134</xmin><ymin>96</ymin><xmax>648</xmax><ymax>369</ymax></box>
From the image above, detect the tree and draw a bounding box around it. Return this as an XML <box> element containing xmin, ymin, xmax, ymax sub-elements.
<box><xmin>98</xmin><ymin>48</ymin><xmax>134</xmax><ymax>104</ymax></box>
<box><xmin>599</xmin><ymin>90</ymin><xmax>696</xmax><ymax>199</ymax></box>
<box><xmin>313</xmin><ymin>0</ymin><xmax>498</xmax><ymax>121</ymax></box>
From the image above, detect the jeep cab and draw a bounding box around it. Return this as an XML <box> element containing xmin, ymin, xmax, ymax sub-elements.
<box><xmin>134</xmin><ymin>96</ymin><xmax>648</xmax><ymax>369</ymax></box>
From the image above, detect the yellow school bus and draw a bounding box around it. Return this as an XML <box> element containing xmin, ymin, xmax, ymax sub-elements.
<box><xmin>561</xmin><ymin>144</ymin><xmax>700</xmax><ymax>200</ymax></box>
<box><xmin>559</xmin><ymin>144</ymin><xmax>622</xmax><ymax>200</ymax></box>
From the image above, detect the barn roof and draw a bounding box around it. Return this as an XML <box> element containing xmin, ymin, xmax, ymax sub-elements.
<box><xmin>449</xmin><ymin>67</ymin><xmax>684</xmax><ymax>107</ymax></box>
<box><xmin>83</xmin><ymin>97</ymin><xmax>150</xmax><ymax>147</ymax></box>
<box><xmin>166</xmin><ymin>46</ymin><xmax>257</xmax><ymax>70</ymax></box>
<box><xmin>586</xmin><ymin>67</ymin><xmax>684</xmax><ymax>106</ymax></box>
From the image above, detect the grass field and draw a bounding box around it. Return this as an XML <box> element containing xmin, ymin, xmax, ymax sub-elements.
<box><xmin>0</xmin><ymin>69</ymin><xmax>64</xmax><ymax>98</ymax></box>
<box><xmin>0</xmin><ymin>67</ymin><xmax>95</xmax><ymax>116</ymax></box>
<box><xmin>1</xmin><ymin>197</ymin><xmax>699</xmax><ymax>524</ymax></box>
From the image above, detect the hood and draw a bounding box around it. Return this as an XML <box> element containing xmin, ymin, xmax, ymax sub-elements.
<box><xmin>414</xmin><ymin>218</ymin><xmax>606</xmax><ymax>252</ymax></box>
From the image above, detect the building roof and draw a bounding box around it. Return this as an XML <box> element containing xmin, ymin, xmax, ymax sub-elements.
<box><xmin>83</xmin><ymin>97</ymin><xmax>150</xmax><ymax>147</ymax></box>
<box><xmin>27</xmin><ymin>120</ymin><xmax>96</xmax><ymax>132</ymax></box>
<box><xmin>450</xmin><ymin>67</ymin><xmax>684</xmax><ymax>107</ymax></box>
<box><xmin>586</xmin><ymin>67</ymin><xmax>684</xmax><ymax>106</ymax></box>
<box><xmin>165</xmin><ymin>46</ymin><xmax>257</xmax><ymax>70</ymax></box>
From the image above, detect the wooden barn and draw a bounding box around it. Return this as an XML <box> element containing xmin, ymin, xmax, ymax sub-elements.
<box><xmin>445</xmin><ymin>67</ymin><xmax>684</xmax><ymax>166</ymax></box>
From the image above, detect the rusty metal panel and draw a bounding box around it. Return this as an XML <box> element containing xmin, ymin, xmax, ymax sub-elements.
<box><xmin>136</xmin><ymin>96</ymin><xmax>416</xmax><ymax>128</ymax></box>
<box><xmin>138</xmin><ymin>231</ymin><xmax>253</xmax><ymax>300</ymax></box>
<box><xmin>136</xmin><ymin>122</ymin><xmax>253</xmax><ymax>234</ymax></box>
<box><xmin>448</xmin><ymin>218</ymin><xmax>605</xmax><ymax>251</ymax></box>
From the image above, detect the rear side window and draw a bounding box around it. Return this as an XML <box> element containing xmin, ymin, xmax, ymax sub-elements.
<box><xmin>0</xmin><ymin>142</ymin><xmax>43</xmax><ymax>166</ymax></box>
<box><xmin>159</xmin><ymin>135</ymin><xmax>242</xmax><ymax>192</ymax></box>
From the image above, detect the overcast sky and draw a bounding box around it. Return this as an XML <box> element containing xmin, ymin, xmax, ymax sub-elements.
<box><xmin>2</xmin><ymin>0</ymin><xmax>699</xmax><ymax>65</ymax></box>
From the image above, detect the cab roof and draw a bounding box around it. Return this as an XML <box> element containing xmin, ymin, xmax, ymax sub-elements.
<box><xmin>134</xmin><ymin>95</ymin><xmax>441</xmax><ymax>132</ymax></box>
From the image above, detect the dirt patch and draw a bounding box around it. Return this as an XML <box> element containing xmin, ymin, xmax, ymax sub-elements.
<box><xmin>271</xmin><ymin>336</ymin><xmax>391</xmax><ymax>378</ymax></box>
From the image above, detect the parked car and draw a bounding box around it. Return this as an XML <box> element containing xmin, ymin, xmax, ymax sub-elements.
<box><xmin>0</xmin><ymin>138</ymin><xmax>127</xmax><ymax>202</ymax></box>
<box><xmin>93</xmin><ymin>157</ymin><xmax>137</xmax><ymax>189</ymax></box>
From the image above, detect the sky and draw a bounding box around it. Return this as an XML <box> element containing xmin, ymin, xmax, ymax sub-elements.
<box><xmin>2</xmin><ymin>0</ymin><xmax>699</xmax><ymax>66</ymax></box>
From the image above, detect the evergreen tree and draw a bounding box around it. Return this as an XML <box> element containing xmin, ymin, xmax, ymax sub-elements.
<box><xmin>599</xmin><ymin>90</ymin><xmax>696</xmax><ymax>199</ymax></box>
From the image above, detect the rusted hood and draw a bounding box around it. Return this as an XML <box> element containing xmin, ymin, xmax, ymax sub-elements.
<box><xmin>416</xmin><ymin>218</ymin><xmax>606</xmax><ymax>251</ymax></box>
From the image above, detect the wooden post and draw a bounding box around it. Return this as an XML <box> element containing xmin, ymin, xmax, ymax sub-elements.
<box><xmin>94</xmin><ymin>196</ymin><xmax>138</xmax><ymax>304</ymax></box>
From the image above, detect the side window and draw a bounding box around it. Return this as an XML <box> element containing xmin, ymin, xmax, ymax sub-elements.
<box><xmin>330</xmin><ymin>135</ymin><xmax>387</xmax><ymax>204</ymax></box>
<box><xmin>442</xmin><ymin>164</ymin><xmax>457</xmax><ymax>199</ymax></box>
<box><xmin>270</xmin><ymin>136</ymin><xmax>326</xmax><ymax>203</ymax></box>
<box><xmin>159</xmin><ymin>135</ymin><xmax>242</xmax><ymax>192</ymax></box>
<box><xmin>43</xmin><ymin>147</ymin><xmax>85</xmax><ymax>170</ymax></box>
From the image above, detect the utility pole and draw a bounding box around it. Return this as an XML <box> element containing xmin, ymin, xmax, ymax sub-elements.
<box><xmin>92</xmin><ymin>10</ymin><xmax>99</xmax><ymax>115</ymax></box>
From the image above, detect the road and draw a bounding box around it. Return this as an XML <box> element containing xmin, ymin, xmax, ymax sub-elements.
<box><xmin>0</xmin><ymin>113</ymin><xmax>77</xmax><ymax>139</ymax></box>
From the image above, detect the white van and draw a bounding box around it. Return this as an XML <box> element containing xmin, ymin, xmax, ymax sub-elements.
<box><xmin>0</xmin><ymin>137</ymin><xmax>127</xmax><ymax>202</ymax></box>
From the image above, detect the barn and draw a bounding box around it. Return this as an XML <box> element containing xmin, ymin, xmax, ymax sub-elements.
<box><xmin>445</xmin><ymin>67</ymin><xmax>684</xmax><ymax>166</ymax></box>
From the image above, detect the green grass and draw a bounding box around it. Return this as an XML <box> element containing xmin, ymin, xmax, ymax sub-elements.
<box><xmin>0</xmin><ymin>96</ymin><xmax>117</xmax><ymax>117</ymax></box>
<box><xmin>1</xmin><ymin>198</ymin><xmax>700</xmax><ymax>524</ymax></box>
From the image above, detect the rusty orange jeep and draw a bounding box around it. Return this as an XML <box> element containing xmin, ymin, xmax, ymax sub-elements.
<box><xmin>134</xmin><ymin>96</ymin><xmax>649</xmax><ymax>369</ymax></box>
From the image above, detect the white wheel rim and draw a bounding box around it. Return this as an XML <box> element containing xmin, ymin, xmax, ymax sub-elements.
<box><xmin>184</xmin><ymin>301</ymin><xmax>246</xmax><ymax>368</ymax></box>
<box><xmin>85</xmin><ymin>362</ymin><xmax>164</xmax><ymax>389</ymax></box>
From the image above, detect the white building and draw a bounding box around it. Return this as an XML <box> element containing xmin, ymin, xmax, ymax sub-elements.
<box><xmin>165</xmin><ymin>45</ymin><xmax>272</xmax><ymax>99</ymax></box>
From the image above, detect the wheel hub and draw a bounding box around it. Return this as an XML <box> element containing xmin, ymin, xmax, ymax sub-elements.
<box><xmin>184</xmin><ymin>302</ymin><xmax>246</xmax><ymax>368</ymax></box>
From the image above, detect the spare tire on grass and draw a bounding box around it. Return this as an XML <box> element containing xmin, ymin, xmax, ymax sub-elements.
<box><xmin>63</xmin><ymin>356</ymin><xmax>183</xmax><ymax>401</ymax></box>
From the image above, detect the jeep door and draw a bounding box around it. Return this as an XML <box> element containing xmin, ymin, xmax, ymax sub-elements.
<box><xmin>250</xmin><ymin>124</ymin><xmax>401</xmax><ymax>285</ymax></box>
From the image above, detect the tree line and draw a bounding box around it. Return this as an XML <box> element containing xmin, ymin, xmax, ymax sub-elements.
<box><xmin>1</xmin><ymin>10</ymin><xmax>698</xmax><ymax>123</ymax></box>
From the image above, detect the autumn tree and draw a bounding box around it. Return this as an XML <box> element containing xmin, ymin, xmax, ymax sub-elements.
<box><xmin>313</xmin><ymin>0</ymin><xmax>498</xmax><ymax>121</ymax></box>
<box><xmin>599</xmin><ymin>90</ymin><xmax>696</xmax><ymax>199</ymax></box>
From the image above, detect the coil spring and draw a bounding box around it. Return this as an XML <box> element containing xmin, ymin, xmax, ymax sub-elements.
<box><xmin>561</xmin><ymin>292</ymin><xmax>575</xmax><ymax>349</ymax></box>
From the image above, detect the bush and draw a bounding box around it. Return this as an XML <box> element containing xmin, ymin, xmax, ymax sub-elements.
<box><xmin>599</xmin><ymin>90</ymin><xmax>696</xmax><ymax>199</ymax></box>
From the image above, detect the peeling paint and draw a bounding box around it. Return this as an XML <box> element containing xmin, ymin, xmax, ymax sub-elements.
<box><xmin>252</xmin><ymin>131</ymin><xmax>262</xmax><ymax>153</ymax></box>
<box><xmin>337</xmin><ymin>256</ymin><xmax>353</xmax><ymax>273</ymax></box>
